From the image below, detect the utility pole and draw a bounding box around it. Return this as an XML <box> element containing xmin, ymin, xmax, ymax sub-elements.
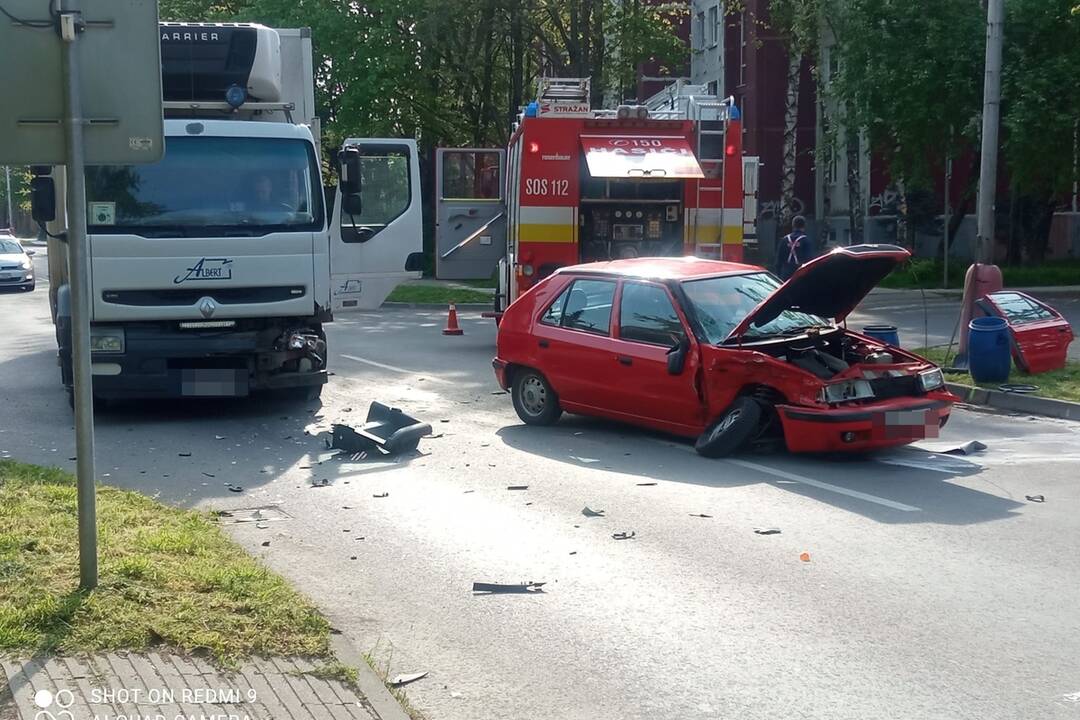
<box><xmin>4</xmin><ymin>166</ymin><xmax>11</xmax><ymax>229</ymax></box>
<box><xmin>975</xmin><ymin>0</ymin><xmax>1004</xmax><ymax>263</ymax></box>
<box><xmin>60</xmin><ymin>0</ymin><xmax>98</xmax><ymax>589</ymax></box>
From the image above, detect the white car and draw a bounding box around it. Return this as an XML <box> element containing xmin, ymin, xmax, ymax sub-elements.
<box><xmin>0</xmin><ymin>233</ymin><xmax>36</xmax><ymax>292</ymax></box>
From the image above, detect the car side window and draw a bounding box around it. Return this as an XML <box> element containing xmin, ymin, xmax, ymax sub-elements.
<box><xmin>540</xmin><ymin>285</ymin><xmax>572</xmax><ymax>327</ymax></box>
<box><xmin>560</xmin><ymin>279</ymin><xmax>616</xmax><ymax>335</ymax></box>
<box><xmin>619</xmin><ymin>282</ymin><xmax>686</xmax><ymax>346</ymax></box>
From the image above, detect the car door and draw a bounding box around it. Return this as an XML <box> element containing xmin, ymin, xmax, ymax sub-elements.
<box><xmin>977</xmin><ymin>291</ymin><xmax>1074</xmax><ymax>374</ymax></box>
<box><xmin>607</xmin><ymin>280</ymin><xmax>705</xmax><ymax>435</ymax></box>
<box><xmin>531</xmin><ymin>277</ymin><xmax>618</xmax><ymax>412</ymax></box>
<box><xmin>329</xmin><ymin>139</ymin><xmax>424</xmax><ymax>311</ymax></box>
<box><xmin>435</xmin><ymin>148</ymin><xmax>507</xmax><ymax>280</ymax></box>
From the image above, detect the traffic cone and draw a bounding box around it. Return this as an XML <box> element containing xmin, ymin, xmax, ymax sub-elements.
<box><xmin>442</xmin><ymin>304</ymin><xmax>464</xmax><ymax>336</ymax></box>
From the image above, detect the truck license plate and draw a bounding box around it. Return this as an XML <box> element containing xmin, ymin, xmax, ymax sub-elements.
<box><xmin>180</xmin><ymin>369</ymin><xmax>248</xmax><ymax>397</ymax></box>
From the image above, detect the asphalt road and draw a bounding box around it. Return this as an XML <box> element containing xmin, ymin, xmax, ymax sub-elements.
<box><xmin>2</xmin><ymin>252</ymin><xmax>1079</xmax><ymax>720</ymax></box>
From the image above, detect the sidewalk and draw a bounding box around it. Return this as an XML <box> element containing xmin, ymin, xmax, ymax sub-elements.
<box><xmin>2</xmin><ymin>652</ymin><xmax>391</xmax><ymax>720</ymax></box>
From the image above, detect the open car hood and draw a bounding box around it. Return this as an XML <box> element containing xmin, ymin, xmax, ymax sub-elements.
<box><xmin>728</xmin><ymin>244</ymin><xmax>910</xmax><ymax>340</ymax></box>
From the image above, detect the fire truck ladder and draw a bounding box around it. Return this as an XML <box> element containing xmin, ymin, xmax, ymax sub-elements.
<box><xmin>537</xmin><ymin>77</ymin><xmax>591</xmax><ymax>105</ymax></box>
<box><xmin>689</xmin><ymin>96</ymin><xmax>734</xmax><ymax>261</ymax></box>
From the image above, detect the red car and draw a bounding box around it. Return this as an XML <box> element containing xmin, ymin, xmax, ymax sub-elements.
<box><xmin>492</xmin><ymin>245</ymin><xmax>958</xmax><ymax>456</ymax></box>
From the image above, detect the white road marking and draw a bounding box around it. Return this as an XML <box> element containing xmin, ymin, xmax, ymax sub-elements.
<box><xmin>728</xmin><ymin>458</ymin><xmax>922</xmax><ymax>512</ymax></box>
<box><xmin>339</xmin><ymin>353</ymin><xmax>451</xmax><ymax>383</ymax></box>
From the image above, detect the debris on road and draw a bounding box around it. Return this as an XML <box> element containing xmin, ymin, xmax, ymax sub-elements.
<box><xmin>999</xmin><ymin>383</ymin><xmax>1039</xmax><ymax>394</ymax></box>
<box><xmin>754</xmin><ymin>527</ymin><xmax>781</xmax><ymax>535</ymax></box>
<box><xmin>329</xmin><ymin>402</ymin><xmax>432</xmax><ymax>457</ymax></box>
<box><xmin>689</xmin><ymin>513</ymin><xmax>713</xmax><ymax>518</ymax></box>
<box><xmin>1025</xmin><ymin>494</ymin><xmax>1045</xmax><ymax>503</ymax></box>
<box><xmin>799</xmin><ymin>552</ymin><xmax>811</xmax><ymax>562</ymax></box>
<box><xmin>390</xmin><ymin>671</ymin><xmax>429</xmax><ymax>687</ymax></box>
<box><xmin>569</xmin><ymin>551</ymin><xmax>577</xmax><ymax>555</ymax></box>
<box><xmin>215</xmin><ymin>435</ymin><xmax>226</xmax><ymax>440</ymax></box>
<box><xmin>612</xmin><ymin>531</ymin><xmax>635</xmax><ymax>540</ymax></box>
<box><xmin>226</xmin><ymin>484</ymin><xmax>243</xmax><ymax>493</ymax></box>
<box><xmin>570</xmin><ymin>456</ymin><xmax>599</xmax><ymax>464</ymax></box>
<box><xmin>507</xmin><ymin>485</ymin><xmax>529</xmax><ymax>491</ymax></box>
<box><xmin>472</xmin><ymin>581</ymin><xmax>546</xmax><ymax>594</ymax></box>
<box><xmin>373</xmin><ymin>492</ymin><xmax>389</xmax><ymax>498</ymax></box>
<box><xmin>178</xmin><ymin>452</ymin><xmax>191</xmax><ymax>457</ymax></box>
<box><xmin>582</xmin><ymin>506</ymin><xmax>605</xmax><ymax>517</ymax></box>
<box><xmin>463</xmin><ymin>489</ymin><xmax>475</xmax><ymax>494</ymax></box>
<box><xmin>261</xmin><ymin>541</ymin><xmax>270</xmax><ymax>547</ymax></box>
<box><xmin>636</xmin><ymin>482</ymin><xmax>657</xmax><ymax>486</ymax></box>
<box><xmin>202</xmin><ymin>472</ymin><xmax>216</xmax><ymax>478</ymax></box>
<box><xmin>942</xmin><ymin>440</ymin><xmax>988</xmax><ymax>456</ymax></box>
<box><xmin>310</xmin><ymin>478</ymin><xmax>331</xmax><ymax>488</ymax></box>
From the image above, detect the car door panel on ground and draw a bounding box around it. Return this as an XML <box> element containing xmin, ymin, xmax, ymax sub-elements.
<box><xmin>608</xmin><ymin>281</ymin><xmax>705</xmax><ymax>434</ymax></box>
<box><xmin>977</xmin><ymin>291</ymin><xmax>1074</xmax><ymax>374</ymax></box>
<box><xmin>531</xmin><ymin>278</ymin><xmax>619</xmax><ymax>411</ymax></box>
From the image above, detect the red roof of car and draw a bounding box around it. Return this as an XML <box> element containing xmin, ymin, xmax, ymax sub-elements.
<box><xmin>555</xmin><ymin>256</ymin><xmax>760</xmax><ymax>281</ymax></box>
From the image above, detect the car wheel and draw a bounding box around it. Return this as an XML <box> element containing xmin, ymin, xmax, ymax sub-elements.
<box><xmin>695</xmin><ymin>397</ymin><xmax>763</xmax><ymax>458</ymax></box>
<box><xmin>511</xmin><ymin>368</ymin><xmax>562</xmax><ymax>426</ymax></box>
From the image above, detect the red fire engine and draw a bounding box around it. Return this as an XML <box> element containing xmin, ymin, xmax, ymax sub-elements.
<box><xmin>433</xmin><ymin>78</ymin><xmax>757</xmax><ymax>314</ymax></box>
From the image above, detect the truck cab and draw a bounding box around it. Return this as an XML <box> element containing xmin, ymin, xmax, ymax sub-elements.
<box><xmin>43</xmin><ymin>23</ymin><xmax>423</xmax><ymax>402</ymax></box>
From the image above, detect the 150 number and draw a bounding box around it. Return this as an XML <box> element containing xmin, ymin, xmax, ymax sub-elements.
<box><xmin>525</xmin><ymin>179</ymin><xmax>570</xmax><ymax>196</ymax></box>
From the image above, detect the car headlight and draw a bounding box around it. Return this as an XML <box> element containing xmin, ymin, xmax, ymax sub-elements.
<box><xmin>918</xmin><ymin>367</ymin><xmax>945</xmax><ymax>392</ymax></box>
<box><xmin>820</xmin><ymin>378</ymin><xmax>875</xmax><ymax>404</ymax></box>
<box><xmin>21</xmin><ymin>259</ymin><xmax>32</xmax><ymax>270</ymax></box>
<box><xmin>89</xmin><ymin>327</ymin><xmax>125</xmax><ymax>354</ymax></box>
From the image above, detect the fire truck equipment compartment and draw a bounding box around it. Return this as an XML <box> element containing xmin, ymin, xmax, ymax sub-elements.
<box><xmin>580</xmin><ymin>135</ymin><xmax>705</xmax><ymax>178</ymax></box>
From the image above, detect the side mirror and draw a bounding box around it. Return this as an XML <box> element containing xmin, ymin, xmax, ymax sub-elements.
<box><xmin>342</xmin><ymin>192</ymin><xmax>363</xmax><ymax>217</ymax></box>
<box><xmin>30</xmin><ymin>177</ymin><xmax>56</xmax><ymax>223</ymax></box>
<box><xmin>666</xmin><ymin>335</ymin><xmax>691</xmax><ymax>375</ymax></box>
<box><xmin>338</xmin><ymin>147</ymin><xmax>363</xmax><ymax>197</ymax></box>
<box><xmin>26</xmin><ymin>249</ymin><xmax>36</xmax><ymax>256</ymax></box>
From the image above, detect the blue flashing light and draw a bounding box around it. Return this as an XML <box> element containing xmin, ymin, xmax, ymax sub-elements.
<box><xmin>225</xmin><ymin>84</ymin><xmax>247</xmax><ymax>109</ymax></box>
<box><xmin>524</xmin><ymin>101</ymin><xmax>539</xmax><ymax>118</ymax></box>
<box><xmin>728</xmin><ymin>104</ymin><xmax>741</xmax><ymax>121</ymax></box>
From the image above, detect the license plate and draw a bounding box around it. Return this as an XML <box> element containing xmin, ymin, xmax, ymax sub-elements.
<box><xmin>885</xmin><ymin>409</ymin><xmax>930</xmax><ymax>426</ymax></box>
<box><xmin>180</xmin><ymin>369</ymin><xmax>248</xmax><ymax>397</ymax></box>
<box><xmin>0</xmin><ymin>271</ymin><xmax>20</xmax><ymax>280</ymax></box>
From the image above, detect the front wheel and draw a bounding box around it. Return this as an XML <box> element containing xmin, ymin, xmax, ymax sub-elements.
<box><xmin>511</xmin><ymin>369</ymin><xmax>562</xmax><ymax>426</ymax></box>
<box><xmin>695</xmin><ymin>397</ymin><xmax>763</xmax><ymax>458</ymax></box>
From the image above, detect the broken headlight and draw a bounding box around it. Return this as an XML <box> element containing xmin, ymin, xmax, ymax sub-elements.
<box><xmin>820</xmin><ymin>379</ymin><xmax>875</xmax><ymax>404</ymax></box>
<box><xmin>918</xmin><ymin>367</ymin><xmax>945</xmax><ymax>392</ymax></box>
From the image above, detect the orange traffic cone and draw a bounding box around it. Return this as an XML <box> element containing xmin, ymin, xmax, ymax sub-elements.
<box><xmin>442</xmin><ymin>304</ymin><xmax>464</xmax><ymax>336</ymax></box>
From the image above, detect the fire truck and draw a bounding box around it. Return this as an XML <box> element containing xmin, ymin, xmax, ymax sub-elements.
<box><xmin>433</xmin><ymin>77</ymin><xmax>757</xmax><ymax>314</ymax></box>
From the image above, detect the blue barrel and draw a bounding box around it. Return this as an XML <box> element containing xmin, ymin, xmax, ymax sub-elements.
<box><xmin>968</xmin><ymin>316</ymin><xmax>1011</xmax><ymax>383</ymax></box>
<box><xmin>862</xmin><ymin>325</ymin><xmax>900</xmax><ymax>346</ymax></box>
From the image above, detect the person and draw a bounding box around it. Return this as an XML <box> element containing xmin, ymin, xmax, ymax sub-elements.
<box><xmin>774</xmin><ymin>215</ymin><xmax>813</xmax><ymax>280</ymax></box>
<box><xmin>250</xmin><ymin>174</ymin><xmax>275</xmax><ymax>211</ymax></box>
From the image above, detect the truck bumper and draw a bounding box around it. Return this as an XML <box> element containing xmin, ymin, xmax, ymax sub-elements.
<box><xmin>74</xmin><ymin>322</ymin><xmax>327</xmax><ymax>399</ymax></box>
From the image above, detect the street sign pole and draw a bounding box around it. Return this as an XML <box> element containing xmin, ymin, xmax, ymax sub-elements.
<box><xmin>59</xmin><ymin>1</ymin><xmax>98</xmax><ymax>590</ymax></box>
<box><xmin>3</xmin><ymin>166</ymin><xmax>11</xmax><ymax>227</ymax></box>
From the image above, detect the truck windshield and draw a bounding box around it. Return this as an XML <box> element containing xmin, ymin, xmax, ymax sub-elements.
<box><xmin>681</xmin><ymin>272</ymin><xmax>830</xmax><ymax>343</ymax></box>
<box><xmin>85</xmin><ymin>136</ymin><xmax>323</xmax><ymax>235</ymax></box>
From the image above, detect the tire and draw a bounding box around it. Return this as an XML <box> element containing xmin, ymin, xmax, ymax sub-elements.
<box><xmin>24</xmin><ymin>282</ymin><xmax>35</xmax><ymax>292</ymax></box>
<box><xmin>287</xmin><ymin>384</ymin><xmax>323</xmax><ymax>403</ymax></box>
<box><xmin>695</xmin><ymin>397</ymin><xmax>763</xmax><ymax>458</ymax></box>
<box><xmin>511</xmin><ymin>368</ymin><xmax>563</xmax><ymax>426</ymax></box>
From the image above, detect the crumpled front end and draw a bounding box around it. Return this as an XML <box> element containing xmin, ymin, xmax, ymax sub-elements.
<box><xmin>777</xmin><ymin>393</ymin><xmax>956</xmax><ymax>453</ymax></box>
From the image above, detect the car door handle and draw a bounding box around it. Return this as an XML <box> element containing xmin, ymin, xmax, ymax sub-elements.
<box><xmin>538</xmin><ymin>339</ymin><xmax>549</xmax><ymax>349</ymax></box>
<box><xmin>617</xmin><ymin>356</ymin><xmax>633</xmax><ymax>366</ymax></box>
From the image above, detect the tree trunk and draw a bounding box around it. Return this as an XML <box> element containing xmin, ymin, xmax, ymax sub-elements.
<box><xmin>780</xmin><ymin>50</ymin><xmax>802</xmax><ymax>232</ymax></box>
<box><xmin>509</xmin><ymin>0</ymin><xmax>524</xmax><ymax>136</ymax></box>
<box><xmin>845</xmin><ymin>124</ymin><xmax>862</xmax><ymax>245</ymax></box>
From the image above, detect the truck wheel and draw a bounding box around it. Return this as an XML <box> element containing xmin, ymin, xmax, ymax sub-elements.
<box><xmin>695</xmin><ymin>397</ymin><xmax>763</xmax><ymax>458</ymax></box>
<box><xmin>287</xmin><ymin>384</ymin><xmax>323</xmax><ymax>403</ymax></box>
<box><xmin>511</xmin><ymin>369</ymin><xmax>562</xmax><ymax>426</ymax></box>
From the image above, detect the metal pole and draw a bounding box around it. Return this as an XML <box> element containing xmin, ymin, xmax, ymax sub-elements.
<box><xmin>975</xmin><ymin>0</ymin><xmax>1004</xmax><ymax>264</ymax></box>
<box><xmin>944</xmin><ymin>151</ymin><xmax>952</xmax><ymax>289</ymax></box>
<box><xmin>60</xmin><ymin>1</ymin><xmax>98</xmax><ymax>590</ymax></box>
<box><xmin>4</xmin><ymin>166</ymin><xmax>11</xmax><ymax>228</ymax></box>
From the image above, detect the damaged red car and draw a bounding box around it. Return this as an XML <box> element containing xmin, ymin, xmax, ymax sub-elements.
<box><xmin>492</xmin><ymin>245</ymin><xmax>959</xmax><ymax>456</ymax></box>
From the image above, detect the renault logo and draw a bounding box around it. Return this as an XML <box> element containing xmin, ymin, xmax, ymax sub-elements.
<box><xmin>198</xmin><ymin>297</ymin><xmax>217</xmax><ymax>319</ymax></box>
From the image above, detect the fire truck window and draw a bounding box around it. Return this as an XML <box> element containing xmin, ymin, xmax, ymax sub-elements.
<box><xmin>341</xmin><ymin>147</ymin><xmax>412</xmax><ymax>240</ymax></box>
<box><xmin>561</xmin><ymin>279</ymin><xmax>615</xmax><ymax>335</ymax></box>
<box><xmin>619</xmin><ymin>283</ymin><xmax>685</xmax><ymax>346</ymax></box>
<box><xmin>442</xmin><ymin>151</ymin><xmax>501</xmax><ymax>200</ymax></box>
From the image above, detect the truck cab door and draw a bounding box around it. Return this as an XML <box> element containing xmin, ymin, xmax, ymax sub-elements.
<box><xmin>435</xmin><ymin>148</ymin><xmax>506</xmax><ymax>280</ymax></box>
<box><xmin>329</xmin><ymin>138</ymin><xmax>424</xmax><ymax>311</ymax></box>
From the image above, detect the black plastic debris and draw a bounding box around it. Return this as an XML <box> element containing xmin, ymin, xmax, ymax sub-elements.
<box><xmin>261</xmin><ymin>541</ymin><xmax>270</xmax><ymax>547</ymax></box>
<box><xmin>507</xmin><ymin>485</ymin><xmax>529</xmax><ymax>491</ymax></box>
<box><xmin>202</xmin><ymin>472</ymin><xmax>215</xmax><ymax>478</ymax></box>
<box><xmin>472</xmin><ymin>581</ymin><xmax>546</xmax><ymax>594</ymax></box>
<box><xmin>329</xmin><ymin>402</ymin><xmax>432</xmax><ymax>457</ymax></box>
<box><xmin>1025</xmin><ymin>494</ymin><xmax>1045</xmax><ymax>503</ymax></box>
<box><xmin>582</xmin><ymin>506</ymin><xmax>606</xmax><ymax>517</ymax></box>
<box><xmin>226</xmin><ymin>484</ymin><xmax>243</xmax><ymax>493</ymax></box>
<box><xmin>612</xmin><ymin>531</ymin><xmax>635</xmax><ymax>540</ymax></box>
<box><xmin>753</xmin><ymin>527</ymin><xmax>782</xmax><ymax>535</ymax></box>
<box><xmin>178</xmin><ymin>452</ymin><xmax>191</xmax><ymax>457</ymax></box>
<box><xmin>310</xmin><ymin>478</ymin><xmax>330</xmax><ymax>488</ymax></box>
<box><xmin>689</xmin><ymin>513</ymin><xmax>713</xmax><ymax>518</ymax></box>
<box><xmin>373</xmin><ymin>492</ymin><xmax>389</xmax><ymax>498</ymax></box>
<box><xmin>943</xmin><ymin>440</ymin><xmax>988</xmax><ymax>456</ymax></box>
<box><xmin>390</xmin><ymin>671</ymin><xmax>428</xmax><ymax>687</ymax></box>
<box><xmin>636</xmin><ymin>482</ymin><xmax>657</xmax><ymax>487</ymax></box>
<box><xmin>569</xmin><ymin>551</ymin><xmax>577</xmax><ymax>555</ymax></box>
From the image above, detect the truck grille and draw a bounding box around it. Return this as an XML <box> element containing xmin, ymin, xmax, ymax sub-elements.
<box><xmin>102</xmin><ymin>286</ymin><xmax>305</xmax><ymax>306</ymax></box>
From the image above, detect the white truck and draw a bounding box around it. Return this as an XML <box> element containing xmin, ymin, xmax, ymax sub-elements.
<box><xmin>38</xmin><ymin>23</ymin><xmax>423</xmax><ymax>403</ymax></box>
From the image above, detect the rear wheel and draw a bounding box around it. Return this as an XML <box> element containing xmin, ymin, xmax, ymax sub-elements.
<box><xmin>695</xmin><ymin>397</ymin><xmax>763</xmax><ymax>458</ymax></box>
<box><xmin>511</xmin><ymin>368</ymin><xmax>562</xmax><ymax>426</ymax></box>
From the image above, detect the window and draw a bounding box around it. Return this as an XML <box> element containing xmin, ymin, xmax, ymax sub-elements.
<box><xmin>441</xmin><ymin>151</ymin><xmax>501</xmax><ymax>200</ymax></box>
<box><xmin>682</xmin><ymin>272</ymin><xmax>829</xmax><ymax>343</ymax></box>
<box><xmin>540</xmin><ymin>285</ymin><xmax>571</xmax><ymax>326</ymax></box>
<box><xmin>985</xmin><ymin>292</ymin><xmax>1056</xmax><ymax>325</ymax></box>
<box><xmin>342</xmin><ymin>145</ymin><xmax>412</xmax><ymax>241</ymax></box>
<box><xmin>707</xmin><ymin>4</ymin><xmax>719</xmax><ymax>47</ymax></box>
<box><xmin>695</xmin><ymin>12</ymin><xmax>705</xmax><ymax>48</ymax></box>
<box><xmin>556</xmin><ymin>279</ymin><xmax>616</xmax><ymax>335</ymax></box>
<box><xmin>619</xmin><ymin>283</ymin><xmax>685</xmax><ymax>346</ymax></box>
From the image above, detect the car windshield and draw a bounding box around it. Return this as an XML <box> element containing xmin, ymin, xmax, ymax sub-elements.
<box><xmin>681</xmin><ymin>272</ymin><xmax>830</xmax><ymax>343</ymax></box>
<box><xmin>0</xmin><ymin>239</ymin><xmax>22</xmax><ymax>254</ymax></box>
<box><xmin>84</xmin><ymin>136</ymin><xmax>323</xmax><ymax>236</ymax></box>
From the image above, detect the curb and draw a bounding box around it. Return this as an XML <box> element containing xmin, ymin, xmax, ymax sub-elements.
<box><xmin>329</xmin><ymin>631</ymin><xmax>412</xmax><ymax>720</ymax></box>
<box><xmin>947</xmin><ymin>382</ymin><xmax>1080</xmax><ymax>421</ymax></box>
<box><xmin>383</xmin><ymin>302</ymin><xmax>492</xmax><ymax>310</ymax></box>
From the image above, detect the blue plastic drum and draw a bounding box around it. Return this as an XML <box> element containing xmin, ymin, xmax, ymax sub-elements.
<box><xmin>862</xmin><ymin>325</ymin><xmax>900</xmax><ymax>346</ymax></box>
<box><xmin>968</xmin><ymin>316</ymin><xmax>1011</xmax><ymax>383</ymax></box>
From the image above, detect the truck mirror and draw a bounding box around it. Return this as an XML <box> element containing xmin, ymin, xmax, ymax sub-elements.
<box><xmin>30</xmin><ymin>177</ymin><xmax>56</xmax><ymax>223</ymax></box>
<box><xmin>338</xmin><ymin>147</ymin><xmax>363</xmax><ymax>196</ymax></box>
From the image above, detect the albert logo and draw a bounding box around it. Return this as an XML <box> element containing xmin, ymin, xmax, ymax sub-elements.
<box><xmin>174</xmin><ymin>258</ymin><xmax>233</xmax><ymax>284</ymax></box>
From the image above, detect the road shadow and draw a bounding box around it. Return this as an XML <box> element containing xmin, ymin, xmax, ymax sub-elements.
<box><xmin>495</xmin><ymin>413</ymin><xmax>1024</xmax><ymax>526</ymax></box>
